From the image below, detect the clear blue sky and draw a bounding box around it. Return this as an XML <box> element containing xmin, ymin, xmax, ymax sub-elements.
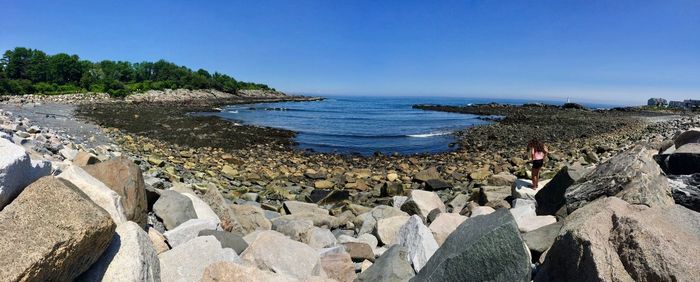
<box><xmin>1</xmin><ymin>0</ymin><xmax>698</xmax><ymax>105</ymax></box>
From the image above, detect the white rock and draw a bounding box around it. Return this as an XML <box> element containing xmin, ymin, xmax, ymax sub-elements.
<box><xmin>376</xmin><ymin>215</ymin><xmax>411</xmax><ymax>245</ymax></box>
<box><xmin>0</xmin><ymin>138</ymin><xmax>50</xmax><ymax>209</ymax></box>
<box><xmin>397</xmin><ymin>215</ymin><xmax>439</xmax><ymax>272</ymax></box>
<box><xmin>163</xmin><ymin>218</ymin><xmax>219</xmax><ymax>247</ymax></box>
<box><xmin>79</xmin><ymin>221</ymin><xmax>160</xmax><ymax>282</ymax></box>
<box><xmin>429</xmin><ymin>213</ymin><xmax>467</xmax><ymax>246</ymax></box>
<box><xmin>509</xmin><ymin>198</ymin><xmax>557</xmax><ymax>232</ymax></box>
<box><xmin>159</xmin><ymin>235</ymin><xmax>240</xmax><ymax>282</ymax></box>
<box><xmin>181</xmin><ymin>192</ymin><xmax>221</xmax><ymax>223</ymax></box>
<box><xmin>57</xmin><ymin>165</ymin><xmax>127</xmax><ymax>225</ymax></box>
<box><xmin>511</xmin><ymin>178</ymin><xmax>551</xmax><ymax>200</ymax></box>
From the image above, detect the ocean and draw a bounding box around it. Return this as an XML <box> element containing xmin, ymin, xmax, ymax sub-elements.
<box><xmin>211</xmin><ymin>96</ymin><xmax>618</xmax><ymax>156</ymax></box>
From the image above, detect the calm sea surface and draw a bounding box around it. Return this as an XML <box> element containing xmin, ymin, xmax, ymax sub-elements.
<box><xmin>210</xmin><ymin>96</ymin><xmax>617</xmax><ymax>156</ymax></box>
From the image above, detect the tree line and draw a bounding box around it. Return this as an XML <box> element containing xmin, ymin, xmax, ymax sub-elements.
<box><xmin>0</xmin><ymin>47</ymin><xmax>274</xmax><ymax>96</ymax></box>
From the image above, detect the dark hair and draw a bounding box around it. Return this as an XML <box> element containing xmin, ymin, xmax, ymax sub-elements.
<box><xmin>528</xmin><ymin>139</ymin><xmax>545</xmax><ymax>152</ymax></box>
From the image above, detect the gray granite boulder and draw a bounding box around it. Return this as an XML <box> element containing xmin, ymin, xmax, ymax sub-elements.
<box><xmin>565</xmin><ymin>145</ymin><xmax>674</xmax><ymax>213</ymax></box>
<box><xmin>153</xmin><ymin>190</ymin><xmax>197</xmax><ymax>230</ymax></box>
<box><xmin>163</xmin><ymin>218</ymin><xmax>219</xmax><ymax>247</ymax></box>
<box><xmin>522</xmin><ymin>222</ymin><xmax>562</xmax><ymax>253</ymax></box>
<box><xmin>412</xmin><ymin>209</ymin><xmax>531</xmax><ymax>282</ymax></box>
<box><xmin>397</xmin><ymin>215</ymin><xmax>439</xmax><ymax>272</ymax></box>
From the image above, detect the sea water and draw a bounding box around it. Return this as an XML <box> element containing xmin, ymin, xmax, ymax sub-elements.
<box><xmin>212</xmin><ymin>96</ymin><xmax>615</xmax><ymax>156</ymax></box>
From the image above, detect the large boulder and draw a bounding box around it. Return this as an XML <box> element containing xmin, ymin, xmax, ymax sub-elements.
<box><xmin>0</xmin><ymin>177</ymin><xmax>116</xmax><ymax>281</ymax></box>
<box><xmin>283</xmin><ymin>200</ymin><xmax>329</xmax><ymax>215</ymax></box>
<box><xmin>58</xmin><ymin>165</ymin><xmax>127</xmax><ymax>225</ymax></box>
<box><xmin>153</xmin><ymin>190</ymin><xmax>197</xmax><ymax>230</ymax></box>
<box><xmin>77</xmin><ymin>221</ymin><xmax>160</xmax><ymax>282</ymax></box>
<box><xmin>163</xmin><ymin>218</ymin><xmax>219</xmax><ymax>247</ymax></box>
<box><xmin>667</xmin><ymin>143</ymin><xmax>700</xmax><ymax>175</ymax></box>
<box><xmin>0</xmin><ymin>138</ymin><xmax>51</xmax><ymax>209</ymax></box>
<box><xmin>429</xmin><ymin>213</ymin><xmax>467</xmax><ymax>246</ymax></box>
<box><xmin>535</xmin><ymin>165</ymin><xmax>590</xmax><ymax>215</ymax></box>
<box><xmin>180</xmin><ymin>192</ymin><xmax>221</xmax><ymax>223</ymax></box>
<box><xmin>510</xmin><ymin>199</ymin><xmax>557</xmax><ymax>233</ymax></box>
<box><xmin>376</xmin><ymin>215</ymin><xmax>411</xmax><ymax>245</ymax></box>
<box><xmin>488</xmin><ymin>172</ymin><xmax>517</xmax><ymax>186</ymax></box>
<box><xmin>240</xmin><ymin>230</ymin><xmax>325</xmax><ymax>279</ymax></box>
<box><xmin>397</xmin><ymin>215</ymin><xmax>439</xmax><ymax>272</ymax></box>
<box><xmin>83</xmin><ymin>156</ymin><xmax>148</xmax><ymax>227</ymax></box>
<box><xmin>412</xmin><ymin>209</ymin><xmax>531</xmax><ymax>282</ymax></box>
<box><xmin>673</xmin><ymin>128</ymin><xmax>700</xmax><ymax>148</ymax></box>
<box><xmin>536</xmin><ymin>197</ymin><xmax>700</xmax><ymax>282</ymax></box>
<box><xmin>511</xmin><ymin>178</ymin><xmax>550</xmax><ymax>200</ymax></box>
<box><xmin>159</xmin><ymin>235</ymin><xmax>240</xmax><ymax>282</ymax></box>
<box><xmin>565</xmin><ymin>145</ymin><xmax>674</xmax><ymax>213</ymax></box>
<box><xmin>355</xmin><ymin>245</ymin><xmax>415</xmax><ymax>282</ymax></box>
<box><xmin>400</xmin><ymin>190</ymin><xmax>446</xmax><ymax>221</ymax></box>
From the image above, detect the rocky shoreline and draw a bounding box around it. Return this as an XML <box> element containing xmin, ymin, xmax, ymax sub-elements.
<box><xmin>0</xmin><ymin>92</ymin><xmax>699</xmax><ymax>281</ymax></box>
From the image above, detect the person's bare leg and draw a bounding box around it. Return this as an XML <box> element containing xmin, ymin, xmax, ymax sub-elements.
<box><xmin>532</xmin><ymin>168</ymin><xmax>540</xmax><ymax>189</ymax></box>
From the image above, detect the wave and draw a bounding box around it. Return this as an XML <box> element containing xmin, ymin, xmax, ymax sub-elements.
<box><xmin>407</xmin><ymin>132</ymin><xmax>452</xmax><ymax>138</ymax></box>
<box><xmin>227</xmin><ymin>110</ymin><xmax>239</xmax><ymax>114</ymax></box>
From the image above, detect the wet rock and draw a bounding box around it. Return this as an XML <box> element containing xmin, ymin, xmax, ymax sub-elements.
<box><xmin>241</xmin><ymin>230</ymin><xmax>325</xmax><ymax>279</ymax></box>
<box><xmin>78</xmin><ymin>221</ymin><xmax>160</xmax><ymax>282</ymax></box>
<box><xmin>535</xmin><ymin>165</ymin><xmax>590</xmax><ymax>215</ymax></box>
<box><xmin>0</xmin><ymin>177</ymin><xmax>116</xmax><ymax>281</ymax></box>
<box><xmin>565</xmin><ymin>145</ymin><xmax>673</xmax><ymax>213</ymax></box>
<box><xmin>424</xmin><ymin>178</ymin><xmax>452</xmax><ymax>190</ymax></box>
<box><xmin>400</xmin><ymin>190</ymin><xmax>446</xmax><ymax>221</ymax></box>
<box><xmin>429</xmin><ymin>213</ymin><xmax>467</xmax><ymax>246</ymax></box>
<box><xmin>163</xmin><ymin>218</ymin><xmax>219</xmax><ymax>247</ymax></box>
<box><xmin>382</xmin><ymin>181</ymin><xmax>405</xmax><ymax>196</ymax></box>
<box><xmin>58</xmin><ymin>165</ymin><xmax>128</xmax><ymax>225</ymax></box>
<box><xmin>412</xmin><ymin>210</ymin><xmax>531</xmax><ymax>282</ymax></box>
<box><xmin>356</xmin><ymin>245</ymin><xmax>415</xmax><ymax>282</ymax></box>
<box><xmin>153</xmin><ymin>190</ymin><xmax>197</xmax><ymax>230</ymax></box>
<box><xmin>0</xmin><ymin>138</ymin><xmax>51</xmax><ymax>209</ymax></box>
<box><xmin>397</xmin><ymin>215</ymin><xmax>439</xmax><ymax>272</ymax></box>
<box><xmin>376</xmin><ymin>215</ymin><xmax>411</xmax><ymax>245</ymax></box>
<box><xmin>82</xmin><ymin>156</ymin><xmax>148</xmax><ymax>227</ymax></box>
<box><xmin>536</xmin><ymin>197</ymin><xmax>700</xmax><ymax>282</ymax></box>
<box><xmin>159</xmin><ymin>235</ymin><xmax>240</xmax><ymax>282</ymax></box>
<box><xmin>198</xmin><ymin>229</ymin><xmax>249</xmax><ymax>254</ymax></box>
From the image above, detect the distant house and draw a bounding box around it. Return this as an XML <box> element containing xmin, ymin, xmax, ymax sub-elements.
<box><xmin>669</xmin><ymin>99</ymin><xmax>700</xmax><ymax>109</ymax></box>
<box><xmin>647</xmin><ymin>98</ymin><xmax>668</xmax><ymax>106</ymax></box>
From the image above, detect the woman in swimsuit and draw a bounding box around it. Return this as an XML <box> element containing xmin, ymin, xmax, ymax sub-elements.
<box><xmin>527</xmin><ymin>139</ymin><xmax>548</xmax><ymax>189</ymax></box>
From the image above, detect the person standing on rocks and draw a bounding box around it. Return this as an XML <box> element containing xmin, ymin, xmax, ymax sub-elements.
<box><xmin>527</xmin><ymin>139</ymin><xmax>548</xmax><ymax>189</ymax></box>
